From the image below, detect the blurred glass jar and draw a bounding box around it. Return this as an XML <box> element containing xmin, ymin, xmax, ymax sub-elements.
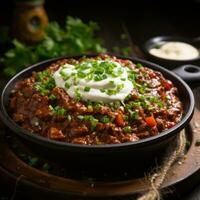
<box><xmin>12</xmin><ymin>0</ymin><xmax>48</xmax><ymax>43</ymax></box>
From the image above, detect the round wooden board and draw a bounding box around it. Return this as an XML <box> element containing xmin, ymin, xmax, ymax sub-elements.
<box><xmin>0</xmin><ymin>88</ymin><xmax>200</xmax><ymax>200</ymax></box>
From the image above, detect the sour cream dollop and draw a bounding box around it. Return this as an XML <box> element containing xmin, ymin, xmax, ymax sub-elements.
<box><xmin>53</xmin><ymin>60</ymin><xmax>133</xmax><ymax>103</ymax></box>
<box><xmin>149</xmin><ymin>42</ymin><xmax>199</xmax><ymax>60</ymax></box>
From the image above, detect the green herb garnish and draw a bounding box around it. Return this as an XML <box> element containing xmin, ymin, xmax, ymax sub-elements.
<box><xmin>100</xmin><ymin>115</ymin><xmax>110</xmax><ymax>123</ymax></box>
<box><xmin>129</xmin><ymin>110</ymin><xmax>139</xmax><ymax>120</ymax></box>
<box><xmin>77</xmin><ymin>115</ymin><xmax>99</xmax><ymax>131</ymax></box>
<box><xmin>65</xmin><ymin>82</ymin><xmax>71</xmax><ymax>89</ymax></box>
<box><xmin>75</xmin><ymin>88</ymin><xmax>81</xmax><ymax>101</ymax></box>
<box><xmin>49</xmin><ymin>105</ymin><xmax>67</xmax><ymax>116</ymax></box>
<box><xmin>35</xmin><ymin>70</ymin><xmax>56</xmax><ymax>96</ymax></box>
<box><xmin>136</xmin><ymin>63</ymin><xmax>143</xmax><ymax>68</ymax></box>
<box><xmin>49</xmin><ymin>94</ymin><xmax>57</xmax><ymax>100</ymax></box>
<box><xmin>84</xmin><ymin>86</ymin><xmax>91</xmax><ymax>92</ymax></box>
<box><xmin>1</xmin><ymin>16</ymin><xmax>106</xmax><ymax>77</ymax></box>
<box><xmin>123</xmin><ymin>126</ymin><xmax>132</xmax><ymax>133</ymax></box>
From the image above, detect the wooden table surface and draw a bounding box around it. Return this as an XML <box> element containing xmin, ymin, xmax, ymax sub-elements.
<box><xmin>0</xmin><ymin>0</ymin><xmax>200</xmax><ymax>199</ymax></box>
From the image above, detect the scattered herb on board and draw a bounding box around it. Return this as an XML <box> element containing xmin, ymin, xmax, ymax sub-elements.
<box><xmin>1</xmin><ymin>16</ymin><xmax>106</xmax><ymax>77</ymax></box>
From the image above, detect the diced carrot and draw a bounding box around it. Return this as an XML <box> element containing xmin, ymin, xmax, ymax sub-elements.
<box><xmin>115</xmin><ymin>112</ymin><xmax>125</xmax><ymax>127</ymax></box>
<box><xmin>48</xmin><ymin>127</ymin><xmax>65</xmax><ymax>140</ymax></box>
<box><xmin>145</xmin><ymin>115</ymin><xmax>157</xmax><ymax>127</ymax></box>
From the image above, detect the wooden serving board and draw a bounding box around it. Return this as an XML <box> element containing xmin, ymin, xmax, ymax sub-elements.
<box><xmin>0</xmin><ymin>87</ymin><xmax>200</xmax><ymax>200</ymax></box>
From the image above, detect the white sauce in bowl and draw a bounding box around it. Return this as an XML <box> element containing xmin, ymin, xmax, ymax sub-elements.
<box><xmin>53</xmin><ymin>60</ymin><xmax>133</xmax><ymax>103</ymax></box>
<box><xmin>149</xmin><ymin>42</ymin><xmax>199</xmax><ymax>60</ymax></box>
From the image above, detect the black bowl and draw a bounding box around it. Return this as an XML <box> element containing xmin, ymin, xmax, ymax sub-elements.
<box><xmin>143</xmin><ymin>36</ymin><xmax>200</xmax><ymax>69</ymax></box>
<box><xmin>0</xmin><ymin>55</ymin><xmax>195</xmax><ymax>174</ymax></box>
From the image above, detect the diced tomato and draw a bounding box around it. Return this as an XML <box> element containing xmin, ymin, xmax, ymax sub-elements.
<box><xmin>145</xmin><ymin>115</ymin><xmax>157</xmax><ymax>127</ymax></box>
<box><xmin>115</xmin><ymin>112</ymin><xmax>125</xmax><ymax>127</ymax></box>
<box><xmin>163</xmin><ymin>80</ymin><xmax>173</xmax><ymax>90</ymax></box>
<box><xmin>149</xmin><ymin>72</ymin><xmax>156</xmax><ymax>78</ymax></box>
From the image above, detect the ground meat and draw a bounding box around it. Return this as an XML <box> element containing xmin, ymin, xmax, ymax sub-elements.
<box><xmin>9</xmin><ymin>55</ymin><xmax>183</xmax><ymax>145</ymax></box>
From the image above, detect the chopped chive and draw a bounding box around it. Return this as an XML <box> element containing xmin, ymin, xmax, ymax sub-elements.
<box><xmin>77</xmin><ymin>115</ymin><xmax>84</xmax><ymax>120</ymax></box>
<box><xmin>125</xmin><ymin>94</ymin><xmax>132</xmax><ymax>101</ymax></box>
<box><xmin>75</xmin><ymin>88</ymin><xmax>81</xmax><ymax>101</ymax></box>
<box><xmin>136</xmin><ymin>63</ymin><xmax>143</xmax><ymax>68</ymax></box>
<box><xmin>84</xmin><ymin>86</ymin><xmax>91</xmax><ymax>92</ymax></box>
<box><xmin>123</xmin><ymin>126</ymin><xmax>132</xmax><ymax>133</ymax></box>
<box><xmin>100</xmin><ymin>88</ymin><xmax>105</xmax><ymax>93</ymax></box>
<box><xmin>106</xmin><ymin>89</ymin><xmax>117</xmax><ymax>95</ymax></box>
<box><xmin>49</xmin><ymin>94</ymin><xmax>56</xmax><ymax>100</ymax></box>
<box><xmin>49</xmin><ymin>105</ymin><xmax>67</xmax><ymax>116</ymax></box>
<box><xmin>77</xmin><ymin>72</ymin><xmax>86</xmax><ymax>78</ymax></box>
<box><xmin>35</xmin><ymin>70</ymin><xmax>55</xmax><ymax>96</ymax></box>
<box><xmin>117</xmin><ymin>83</ymin><xmax>124</xmax><ymax>90</ymax></box>
<box><xmin>49</xmin><ymin>105</ymin><xmax>54</xmax><ymax>111</ymax></box>
<box><xmin>77</xmin><ymin>115</ymin><xmax>98</xmax><ymax>131</ymax></box>
<box><xmin>128</xmin><ymin>109</ymin><xmax>138</xmax><ymax>120</ymax></box>
<box><xmin>65</xmin><ymin>82</ymin><xmax>70</xmax><ymax>89</ymax></box>
<box><xmin>67</xmin><ymin>114</ymin><xmax>72</xmax><ymax>121</ymax></box>
<box><xmin>124</xmin><ymin>115</ymin><xmax>129</xmax><ymax>121</ymax></box>
<box><xmin>109</xmin><ymin>80</ymin><xmax>115</xmax><ymax>86</ymax></box>
<box><xmin>87</xmin><ymin>105</ymin><xmax>93</xmax><ymax>111</ymax></box>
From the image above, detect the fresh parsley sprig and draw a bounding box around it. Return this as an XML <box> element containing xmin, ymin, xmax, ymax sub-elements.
<box><xmin>1</xmin><ymin>16</ymin><xmax>106</xmax><ymax>77</ymax></box>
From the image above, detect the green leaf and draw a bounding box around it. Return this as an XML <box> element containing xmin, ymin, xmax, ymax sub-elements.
<box><xmin>1</xmin><ymin>16</ymin><xmax>107</xmax><ymax>77</ymax></box>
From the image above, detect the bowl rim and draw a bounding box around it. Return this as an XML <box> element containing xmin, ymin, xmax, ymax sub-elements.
<box><xmin>0</xmin><ymin>54</ymin><xmax>195</xmax><ymax>150</ymax></box>
<box><xmin>143</xmin><ymin>35</ymin><xmax>200</xmax><ymax>62</ymax></box>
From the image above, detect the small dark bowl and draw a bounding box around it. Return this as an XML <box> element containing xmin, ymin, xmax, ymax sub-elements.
<box><xmin>0</xmin><ymin>55</ymin><xmax>195</xmax><ymax>176</ymax></box>
<box><xmin>143</xmin><ymin>36</ymin><xmax>200</xmax><ymax>69</ymax></box>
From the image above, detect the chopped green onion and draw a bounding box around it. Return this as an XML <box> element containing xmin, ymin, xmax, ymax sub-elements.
<box><xmin>49</xmin><ymin>94</ymin><xmax>56</xmax><ymax>100</ymax></box>
<box><xmin>65</xmin><ymin>82</ymin><xmax>70</xmax><ymax>89</ymax></box>
<box><xmin>84</xmin><ymin>86</ymin><xmax>91</xmax><ymax>92</ymax></box>
<box><xmin>128</xmin><ymin>109</ymin><xmax>138</xmax><ymax>120</ymax></box>
<box><xmin>49</xmin><ymin>105</ymin><xmax>67</xmax><ymax>116</ymax></box>
<box><xmin>106</xmin><ymin>89</ymin><xmax>117</xmax><ymax>95</ymax></box>
<box><xmin>77</xmin><ymin>115</ymin><xmax>84</xmax><ymax>120</ymax></box>
<box><xmin>77</xmin><ymin>115</ymin><xmax>98</xmax><ymax>131</ymax></box>
<box><xmin>100</xmin><ymin>88</ymin><xmax>105</xmax><ymax>93</ymax></box>
<box><xmin>136</xmin><ymin>63</ymin><xmax>143</xmax><ymax>68</ymax></box>
<box><xmin>35</xmin><ymin>70</ymin><xmax>55</xmax><ymax>96</ymax></box>
<box><xmin>75</xmin><ymin>88</ymin><xmax>81</xmax><ymax>101</ymax></box>
<box><xmin>100</xmin><ymin>115</ymin><xmax>110</xmax><ymax>123</ymax></box>
<box><xmin>123</xmin><ymin>126</ymin><xmax>132</xmax><ymax>133</ymax></box>
<box><xmin>87</xmin><ymin>105</ymin><xmax>93</xmax><ymax>111</ymax></box>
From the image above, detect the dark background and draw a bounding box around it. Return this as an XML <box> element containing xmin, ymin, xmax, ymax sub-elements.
<box><xmin>1</xmin><ymin>0</ymin><xmax>200</xmax><ymax>47</ymax></box>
